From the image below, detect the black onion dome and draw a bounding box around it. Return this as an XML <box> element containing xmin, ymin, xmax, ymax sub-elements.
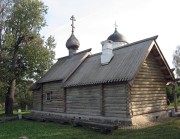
<box><xmin>107</xmin><ymin>29</ymin><xmax>128</xmax><ymax>43</ymax></box>
<box><xmin>66</xmin><ymin>34</ymin><xmax>80</xmax><ymax>49</ymax></box>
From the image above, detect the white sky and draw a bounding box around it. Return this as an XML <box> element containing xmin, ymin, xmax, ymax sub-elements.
<box><xmin>40</xmin><ymin>0</ymin><xmax>180</xmax><ymax>68</ymax></box>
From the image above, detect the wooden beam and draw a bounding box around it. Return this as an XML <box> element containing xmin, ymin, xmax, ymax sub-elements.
<box><xmin>41</xmin><ymin>84</ymin><xmax>43</xmax><ymax>111</ymax></box>
<box><xmin>155</xmin><ymin>56</ymin><xmax>161</xmax><ymax>60</ymax></box>
<box><xmin>165</xmin><ymin>75</ymin><xmax>172</xmax><ymax>78</ymax></box>
<box><xmin>160</xmin><ymin>66</ymin><xmax>167</xmax><ymax>70</ymax></box>
<box><xmin>63</xmin><ymin>88</ymin><xmax>67</xmax><ymax>113</ymax></box>
<box><xmin>100</xmin><ymin>84</ymin><xmax>104</xmax><ymax>116</ymax></box>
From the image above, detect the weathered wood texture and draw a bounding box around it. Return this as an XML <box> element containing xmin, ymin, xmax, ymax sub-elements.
<box><xmin>32</xmin><ymin>90</ymin><xmax>41</xmax><ymax>111</ymax></box>
<box><xmin>66</xmin><ymin>85</ymin><xmax>101</xmax><ymax>116</ymax></box>
<box><xmin>104</xmin><ymin>84</ymin><xmax>129</xmax><ymax>118</ymax></box>
<box><xmin>42</xmin><ymin>81</ymin><xmax>64</xmax><ymax>112</ymax></box>
<box><xmin>130</xmin><ymin>53</ymin><xmax>167</xmax><ymax>116</ymax></box>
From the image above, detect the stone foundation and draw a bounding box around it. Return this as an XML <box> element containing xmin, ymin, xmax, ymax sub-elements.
<box><xmin>131</xmin><ymin>110</ymin><xmax>169</xmax><ymax>126</ymax></box>
<box><xmin>30</xmin><ymin>110</ymin><xmax>132</xmax><ymax>126</ymax></box>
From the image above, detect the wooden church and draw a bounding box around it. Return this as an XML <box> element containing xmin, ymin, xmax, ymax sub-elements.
<box><xmin>31</xmin><ymin>16</ymin><xmax>174</xmax><ymax>126</ymax></box>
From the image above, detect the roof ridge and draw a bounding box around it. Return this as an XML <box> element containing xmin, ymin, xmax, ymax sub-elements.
<box><xmin>74</xmin><ymin>48</ymin><xmax>92</xmax><ymax>55</ymax></box>
<box><xmin>57</xmin><ymin>48</ymin><xmax>92</xmax><ymax>60</ymax></box>
<box><xmin>113</xmin><ymin>35</ymin><xmax>158</xmax><ymax>51</ymax></box>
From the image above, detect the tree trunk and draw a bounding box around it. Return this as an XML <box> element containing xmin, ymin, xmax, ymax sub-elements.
<box><xmin>5</xmin><ymin>79</ymin><xmax>16</xmax><ymax>114</ymax></box>
<box><xmin>5</xmin><ymin>45</ymin><xmax>19</xmax><ymax>114</ymax></box>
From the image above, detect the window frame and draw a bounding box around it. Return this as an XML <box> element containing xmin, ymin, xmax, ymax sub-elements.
<box><xmin>46</xmin><ymin>91</ymin><xmax>52</xmax><ymax>101</ymax></box>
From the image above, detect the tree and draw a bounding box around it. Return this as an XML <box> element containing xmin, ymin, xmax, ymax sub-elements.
<box><xmin>0</xmin><ymin>0</ymin><xmax>56</xmax><ymax>114</ymax></box>
<box><xmin>173</xmin><ymin>45</ymin><xmax>180</xmax><ymax>77</ymax></box>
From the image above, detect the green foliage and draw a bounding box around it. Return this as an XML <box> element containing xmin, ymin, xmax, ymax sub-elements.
<box><xmin>173</xmin><ymin>45</ymin><xmax>180</xmax><ymax>77</ymax></box>
<box><xmin>0</xmin><ymin>119</ymin><xmax>179</xmax><ymax>139</ymax></box>
<box><xmin>167</xmin><ymin>86</ymin><xmax>180</xmax><ymax>106</ymax></box>
<box><xmin>0</xmin><ymin>0</ymin><xmax>55</xmax><ymax>113</ymax></box>
<box><xmin>15</xmin><ymin>80</ymin><xmax>33</xmax><ymax>110</ymax></box>
<box><xmin>166</xmin><ymin>86</ymin><xmax>173</xmax><ymax>102</ymax></box>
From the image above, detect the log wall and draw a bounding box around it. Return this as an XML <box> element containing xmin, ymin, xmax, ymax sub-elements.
<box><xmin>130</xmin><ymin>53</ymin><xmax>167</xmax><ymax>116</ymax></box>
<box><xmin>42</xmin><ymin>81</ymin><xmax>64</xmax><ymax>112</ymax></box>
<box><xmin>104</xmin><ymin>84</ymin><xmax>129</xmax><ymax>118</ymax></box>
<box><xmin>32</xmin><ymin>90</ymin><xmax>41</xmax><ymax>111</ymax></box>
<box><xmin>66</xmin><ymin>84</ymin><xmax>129</xmax><ymax>118</ymax></box>
<box><xmin>66</xmin><ymin>85</ymin><xmax>101</xmax><ymax>116</ymax></box>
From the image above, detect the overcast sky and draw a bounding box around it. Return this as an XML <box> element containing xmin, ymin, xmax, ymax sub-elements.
<box><xmin>40</xmin><ymin>0</ymin><xmax>180</xmax><ymax>68</ymax></box>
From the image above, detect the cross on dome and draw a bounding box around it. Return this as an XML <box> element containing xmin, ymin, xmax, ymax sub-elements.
<box><xmin>70</xmin><ymin>15</ymin><xmax>76</xmax><ymax>34</ymax></box>
<box><xmin>114</xmin><ymin>21</ymin><xmax>118</xmax><ymax>30</ymax></box>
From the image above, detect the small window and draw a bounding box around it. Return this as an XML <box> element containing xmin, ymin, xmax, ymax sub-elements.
<box><xmin>46</xmin><ymin>91</ymin><xmax>52</xmax><ymax>101</ymax></box>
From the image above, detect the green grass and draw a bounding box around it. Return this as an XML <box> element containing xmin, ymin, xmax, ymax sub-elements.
<box><xmin>0</xmin><ymin>119</ymin><xmax>179</xmax><ymax>139</ymax></box>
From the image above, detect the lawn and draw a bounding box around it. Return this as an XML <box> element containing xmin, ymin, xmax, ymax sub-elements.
<box><xmin>0</xmin><ymin>118</ymin><xmax>179</xmax><ymax>139</ymax></box>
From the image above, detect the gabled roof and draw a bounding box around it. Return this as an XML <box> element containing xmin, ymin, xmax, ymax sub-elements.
<box><xmin>37</xmin><ymin>49</ymin><xmax>91</xmax><ymax>83</ymax></box>
<box><xmin>64</xmin><ymin>36</ymin><xmax>174</xmax><ymax>87</ymax></box>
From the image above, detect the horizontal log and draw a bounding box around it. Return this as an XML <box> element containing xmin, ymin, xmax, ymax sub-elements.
<box><xmin>132</xmin><ymin>81</ymin><xmax>166</xmax><ymax>86</ymax></box>
<box><xmin>138</xmin><ymin>70</ymin><xmax>164</xmax><ymax>77</ymax></box>
<box><xmin>130</xmin><ymin>93</ymin><xmax>166</xmax><ymax>98</ymax></box>
<box><xmin>104</xmin><ymin>88</ymin><xmax>126</xmax><ymax>92</ymax></box>
<box><xmin>130</xmin><ymin>99</ymin><xmax>166</xmax><ymax>105</ymax></box>
<box><xmin>104</xmin><ymin>84</ymin><xmax>126</xmax><ymax>88</ymax></box>
<box><xmin>130</xmin><ymin>102</ymin><xmax>167</xmax><ymax>109</ymax></box>
<box><xmin>134</xmin><ymin>78</ymin><xmax>165</xmax><ymax>82</ymax></box>
<box><xmin>104</xmin><ymin>113</ymin><xmax>128</xmax><ymax>118</ymax></box>
<box><xmin>104</xmin><ymin>107</ymin><xmax>127</xmax><ymax>111</ymax></box>
<box><xmin>104</xmin><ymin>96</ymin><xmax>127</xmax><ymax>100</ymax></box>
<box><xmin>43</xmin><ymin>108</ymin><xmax>64</xmax><ymax>112</ymax></box>
<box><xmin>67</xmin><ymin>106</ymin><xmax>100</xmax><ymax>110</ymax></box>
<box><xmin>66</xmin><ymin>99</ymin><xmax>100</xmax><ymax>103</ymax></box>
<box><xmin>104</xmin><ymin>99</ymin><xmax>127</xmax><ymax>104</ymax></box>
<box><xmin>104</xmin><ymin>93</ymin><xmax>127</xmax><ymax>98</ymax></box>
<box><xmin>43</xmin><ymin>88</ymin><xmax>62</xmax><ymax>92</ymax></box>
<box><xmin>132</xmin><ymin>107</ymin><xmax>167</xmax><ymax>116</ymax></box>
<box><xmin>67</xmin><ymin>87</ymin><xmax>101</xmax><ymax>92</ymax></box>
<box><xmin>131</xmin><ymin>87</ymin><xmax>166</xmax><ymax>91</ymax></box>
<box><xmin>130</xmin><ymin>90</ymin><xmax>166</xmax><ymax>95</ymax></box>
<box><xmin>130</xmin><ymin>96</ymin><xmax>166</xmax><ymax>102</ymax></box>
<box><xmin>66</xmin><ymin>109</ymin><xmax>101</xmax><ymax>115</ymax></box>
<box><xmin>67</xmin><ymin>90</ymin><xmax>100</xmax><ymax>94</ymax></box>
<box><xmin>104</xmin><ymin>103</ymin><xmax>127</xmax><ymax>107</ymax></box>
<box><xmin>66</xmin><ymin>96</ymin><xmax>100</xmax><ymax>100</ymax></box>
<box><xmin>136</xmin><ymin>74</ymin><xmax>165</xmax><ymax>79</ymax></box>
<box><xmin>139</xmin><ymin>67</ymin><xmax>164</xmax><ymax>73</ymax></box>
<box><xmin>132</xmin><ymin>84</ymin><xmax>165</xmax><ymax>88</ymax></box>
<box><xmin>142</xmin><ymin>63</ymin><xmax>160</xmax><ymax>69</ymax></box>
